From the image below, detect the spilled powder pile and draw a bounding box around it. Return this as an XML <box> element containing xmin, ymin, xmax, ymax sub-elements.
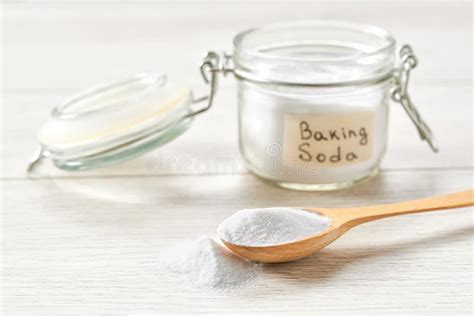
<box><xmin>218</xmin><ymin>207</ymin><xmax>330</xmax><ymax>246</ymax></box>
<box><xmin>160</xmin><ymin>237</ymin><xmax>261</xmax><ymax>290</ymax></box>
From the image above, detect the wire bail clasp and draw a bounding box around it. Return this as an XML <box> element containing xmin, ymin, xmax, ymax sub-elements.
<box><xmin>392</xmin><ymin>45</ymin><xmax>438</xmax><ymax>152</ymax></box>
<box><xmin>187</xmin><ymin>51</ymin><xmax>233</xmax><ymax>118</ymax></box>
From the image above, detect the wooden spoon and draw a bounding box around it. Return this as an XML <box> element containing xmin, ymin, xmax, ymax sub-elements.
<box><xmin>222</xmin><ymin>190</ymin><xmax>474</xmax><ymax>263</ymax></box>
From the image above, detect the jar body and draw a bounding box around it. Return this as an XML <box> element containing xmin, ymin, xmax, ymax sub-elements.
<box><xmin>233</xmin><ymin>21</ymin><xmax>396</xmax><ymax>190</ymax></box>
<box><xmin>237</xmin><ymin>79</ymin><xmax>391</xmax><ymax>190</ymax></box>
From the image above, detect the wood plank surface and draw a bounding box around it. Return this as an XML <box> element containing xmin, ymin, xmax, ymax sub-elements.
<box><xmin>1</xmin><ymin>0</ymin><xmax>473</xmax><ymax>315</ymax></box>
<box><xmin>2</xmin><ymin>170</ymin><xmax>473</xmax><ymax>314</ymax></box>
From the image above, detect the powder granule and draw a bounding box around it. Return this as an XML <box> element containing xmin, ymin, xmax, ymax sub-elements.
<box><xmin>161</xmin><ymin>237</ymin><xmax>261</xmax><ymax>290</ymax></box>
<box><xmin>218</xmin><ymin>207</ymin><xmax>330</xmax><ymax>247</ymax></box>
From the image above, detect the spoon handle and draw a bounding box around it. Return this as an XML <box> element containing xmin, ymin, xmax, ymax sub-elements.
<box><xmin>335</xmin><ymin>189</ymin><xmax>474</xmax><ymax>225</ymax></box>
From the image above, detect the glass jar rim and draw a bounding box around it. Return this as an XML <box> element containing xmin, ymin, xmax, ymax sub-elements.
<box><xmin>232</xmin><ymin>20</ymin><xmax>397</xmax><ymax>86</ymax></box>
<box><xmin>233</xmin><ymin>20</ymin><xmax>396</xmax><ymax>63</ymax></box>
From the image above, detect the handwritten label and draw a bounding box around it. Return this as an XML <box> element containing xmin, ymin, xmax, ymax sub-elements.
<box><xmin>283</xmin><ymin>112</ymin><xmax>374</xmax><ymax>167</ymax></box>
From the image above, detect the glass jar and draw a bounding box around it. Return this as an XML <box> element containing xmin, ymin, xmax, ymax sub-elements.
<box><xmin>220</xmin><ymin>21</ymin><xmax>435</xmax><ymax>190</ymax></box>
<box><xmin>30</xmin><ymin>20</ymin><xmax>436</xmax><ymax>191</ymax></box>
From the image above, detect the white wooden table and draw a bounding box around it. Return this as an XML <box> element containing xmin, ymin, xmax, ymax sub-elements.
<box><xmin>1</xmin><ymin>1</ymin><xmax>473</xmax><ymax>314</ymax></box>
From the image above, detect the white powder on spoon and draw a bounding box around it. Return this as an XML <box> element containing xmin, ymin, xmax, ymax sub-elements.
<box><xmin>160</xmin><ymin>237</ymin><xmax>261</xmax><ymax>290</ymax></box>
<box><xmin>217</xmin><ymin>207</ymin><xmax>330</xmax><ymax>246</ymax></box>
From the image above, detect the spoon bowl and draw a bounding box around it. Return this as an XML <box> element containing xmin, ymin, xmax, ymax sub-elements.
<box><xmin>221</xmin><ymin>190</ymin><xmax>474</xmax><ymax>263</ymax></box>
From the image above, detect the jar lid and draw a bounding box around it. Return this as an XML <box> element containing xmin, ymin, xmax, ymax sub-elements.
<box><xmin>28</xmin><ymin>52</ymin><xmax>223</xmax><ymax>173</ymax></box>
<box><xmin>31</xmin><ymin>73</ymin><xmax>196</xmax><ymax>171</ymax></box>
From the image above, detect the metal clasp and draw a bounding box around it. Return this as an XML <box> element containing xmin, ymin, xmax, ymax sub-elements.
<box><xmin>392</xmin><ymin>45</ymin><xmax>438</xmax><ymax>152</ymax></box>
<box><xmin>187</xmin><ymin>51</ymin><xmax>233</xmax><ymax>118</ymax></box>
